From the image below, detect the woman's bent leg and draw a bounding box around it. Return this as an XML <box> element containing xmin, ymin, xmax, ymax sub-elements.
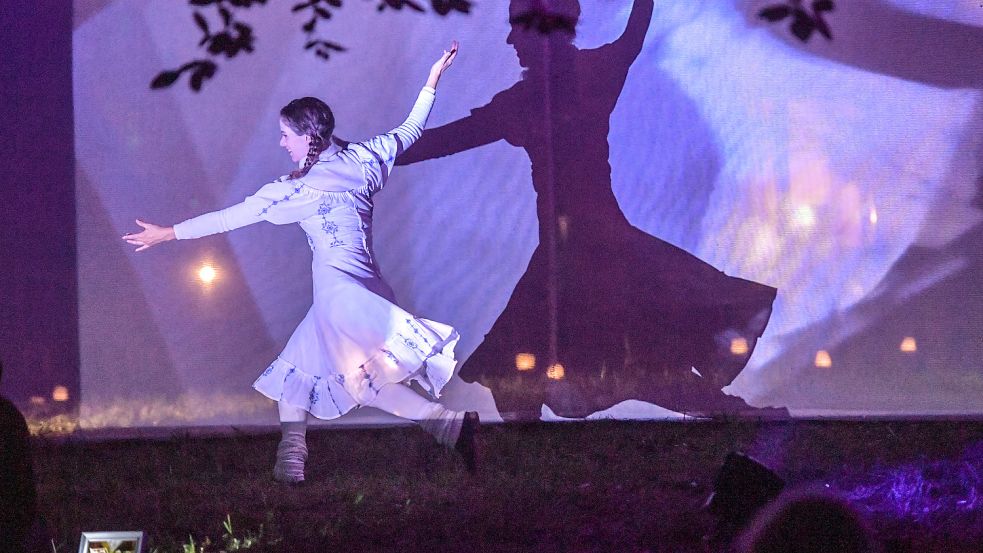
<box><xmin>273</xmin><ymin>402</ymin><xmax>308</xmax><ymax>483</ymax></box>
<box><xmin>278</xmin><ymin>401</ymin><xmax>308</xmax><ymax>423</ymax></box>
<box><xmin>368</xmin><ymin>383</ymin><xmax>465</xmax><ymax>447</ymax></box>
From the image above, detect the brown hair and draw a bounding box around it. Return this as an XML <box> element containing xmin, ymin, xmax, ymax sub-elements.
<box><xmin>280</xmin><ymin>97</ymin><xmax>335</xmax><ymax>179</ymax></box>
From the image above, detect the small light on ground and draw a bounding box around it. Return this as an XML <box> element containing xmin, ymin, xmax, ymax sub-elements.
<box><xmin>547</xmin><ymin>363</ymin><xmax>565</xmax><ymax>380</ymax></box>
<box><xmin>730</xmin><ymin>337</ymin><xmax>749</xmax><ymax>355</ymax></box>
<box><xmin>815</xmin><ymin>350</ymin><xmax>832</xmax><ymax>368</ymax></box>
<box><xmin>52</xmin><ymin>385</ymin><xmax>70</xmax><ymax>402</ymax></box>
<box><xmin>515</xmin><ymin>353</ymin><xmax>536</xmax><ymax>371</ymax></box>
<box><xmin>869</xmin><ymin>207</ymin><xmax>878</xmax><ymax>225</ymax></box>
<box><xmin>900</xmin><ymin>337</ymin><xmax>917</xmax><ymax>353</ymax></box>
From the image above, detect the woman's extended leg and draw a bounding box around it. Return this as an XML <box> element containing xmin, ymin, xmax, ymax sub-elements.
<box><xmin>369</xmin><ymin>383</ymin><xmax>462</xmax><ymax>445</ymax></box>
<box><xmin>273</xmin><ymin>402</ymin><xmax>308</xmax><ymax>483</ymax></box>
<box><xmin>368</xmin><ymin>383</ymin><xmax>479</xmax><ymax>470</ymax></box>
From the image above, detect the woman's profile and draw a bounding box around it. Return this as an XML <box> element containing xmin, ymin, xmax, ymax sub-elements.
<box><xmin>123</xmin><ymin>42</ymin><xmax>480</xmax><ymax>481</ymax></box>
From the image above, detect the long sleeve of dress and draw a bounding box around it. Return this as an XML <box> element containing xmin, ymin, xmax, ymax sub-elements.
<box><xmin>173</xmin><ymin>179</ymin><xmax>319</xmax><ymax>240</ymax></box>
<box><xmin>351</xmin><ymin>86</ymin><xmax>436</xmax><ymax>194</ymax></box>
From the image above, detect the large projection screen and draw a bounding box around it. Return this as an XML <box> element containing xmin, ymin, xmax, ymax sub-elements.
<box><xmin>75</xmin><ymin>0</ymin><xmax>983</xmax><ymax>427</ymax></box>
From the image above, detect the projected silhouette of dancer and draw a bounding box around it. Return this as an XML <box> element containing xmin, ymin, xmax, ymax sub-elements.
<box><xmin>399</xmin><ymin>0</ymin><xmax>779</xmax><ymax>418</ymax></box>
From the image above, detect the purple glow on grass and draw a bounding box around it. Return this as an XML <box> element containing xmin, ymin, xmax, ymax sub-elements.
<box><xmin>840</xmin><ymin>442</ymin><xmax>983</xmax><ymax>525</ymax></box>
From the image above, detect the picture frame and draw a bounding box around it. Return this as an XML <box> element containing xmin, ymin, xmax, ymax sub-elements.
<box><xmin>78</xmin><ymin>531</ymin><xmax>144</xmax><ymax>553</ymax></box>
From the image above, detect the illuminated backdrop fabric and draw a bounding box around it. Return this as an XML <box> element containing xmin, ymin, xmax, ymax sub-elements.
<box><xmin>73</xmin><ymin>0</ymin><xmax>983</xmax><ymax>426</ymax></box>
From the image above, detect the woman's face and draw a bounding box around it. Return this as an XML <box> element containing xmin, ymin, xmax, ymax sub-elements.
<box><xmin>279</xmin><ymin>119</ymin><xmax>310</xmax><ymax>164</ymax></box>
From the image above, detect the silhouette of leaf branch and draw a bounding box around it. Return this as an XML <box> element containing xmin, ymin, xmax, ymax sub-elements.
<box><xmin>296</xmin><ymin>0</ymin><xmax>468</xmax><ymax>63</ymax></box>
<box><xmin>429</xmin><ymin>0</ymin><xmax>471</xmax><ymax>16</ymax></box>
<box><xmin>758</xmin><ymin>0</ymin><xmax>834</xmax><ymax>42</ymax></box>
<box><xmin>372</xmin><ymin>0</ymin><xmax>470</xmax><ymax>14</ymax></box>
<box><xmin>293</xmin><ymin>0</ymin><xmax>346</xmax><ymax>59</ymax></box>
<box><xmin>151</xmin><ymin>0</ymin><xmax>265</xmax><ymax>91</ymax></box>
<box><xmin>151</xmin><ymin>60</ymin><xmax>218</xmax><ymax>91</ymax></box>
<box><xmin>305</xmin><ymin>39</ymin><xmax>347</xmax><ymax>60</ymax></box>
<box><xmin>375</xmin><ymin>0</ymin><xmax>426</xmax><ymax>12</ymax></box>
<box><xmin>152</xmin><ymin>0</ymin><xmax>470</xmax><ymax>91</ymax></box>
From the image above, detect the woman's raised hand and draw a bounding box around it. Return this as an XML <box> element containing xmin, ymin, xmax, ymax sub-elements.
<box><xmin>426</xmin><ymin>40</ymin><xmax>459</xmax><ymax>89</ymax></box>
<box><xmin>122</xmin><ymin>219</ymin><xmax>176</xmax><ymax>252</ymax></box>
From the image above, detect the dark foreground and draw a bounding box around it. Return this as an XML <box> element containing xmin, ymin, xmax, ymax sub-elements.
<box><xmin>33</xmin><ymin>420</ymin><xmax>983</xmax><ymax>552</ymax></box>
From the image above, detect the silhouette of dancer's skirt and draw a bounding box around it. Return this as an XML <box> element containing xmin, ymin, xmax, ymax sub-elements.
<box><xmin>461</xmin><ymin>223</ymin><xmax>777</xmax><ymax>418</ymax></box>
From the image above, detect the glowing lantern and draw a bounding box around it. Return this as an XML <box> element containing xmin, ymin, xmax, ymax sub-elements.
<box><xmin>198</xmin><ymin>263</ymin><xmax>218</xmax><ymax>284</ymax></box>
<box><xmin>815</xmin><ymin>350</ymin><xmax>832</xmax><ymax>368</ymax></box>
<box><xmin>546</xmin><ymin>363</ymin><xmax>565</xmax><ymax>380</ymax></box>
<box><xmin>52</xmin><ymin>385</ymin><xmax>70</xmax><ymax>402</ymax></box>
<box><xmin>730</xmin><ymin>337</ymin><xmax>749</xmax><ymax>356</ymax></box>
<box><xmin>515</xmin><ymin>353</ymin><xmax>536</xmax><ymax>371</ymax></box>
<box><xmin>900</xmin><ymin>337</ymin><xmax>917</xmax><ymax>353</ymax></box>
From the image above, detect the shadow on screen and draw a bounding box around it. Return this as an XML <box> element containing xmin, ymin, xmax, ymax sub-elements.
<box><xmin>400</xmin><ymin>0</ymin><xmax>782</xmax><ymax>419</ymax></box>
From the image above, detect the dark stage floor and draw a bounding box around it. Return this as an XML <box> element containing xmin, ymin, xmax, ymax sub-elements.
<box><xmin>29</xmin><ymin>419</ymin><xmax>983</xmax><ymax>552</ymax></box>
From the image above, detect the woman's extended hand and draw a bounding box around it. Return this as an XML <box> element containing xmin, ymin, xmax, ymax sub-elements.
<box><xmin>426</xmin><ymin>40</ymin><xmax>459</xmax><ymax>89</ymax></box>
<box><xmin>122</xmin><ymin>219</ymin><xmax>175</xmax><ymax>252</ymax></box>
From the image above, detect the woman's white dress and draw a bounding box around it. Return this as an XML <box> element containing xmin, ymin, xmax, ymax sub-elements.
<box><xmin>173</xmin><ymin>87</ymin><xmax>459</xmax><ymax>419</ymax></box>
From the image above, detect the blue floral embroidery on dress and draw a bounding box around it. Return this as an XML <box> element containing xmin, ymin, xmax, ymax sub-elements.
<box><xmin>261</xmin><ymin>363</ymin><xmax>275</xmax><ymax>377</ymax></box>
<box><xmin>258</xmin><ymin>182</ymin><xmax>304</xmax><ymax>217</ymax></box>
<box><xmin>359</xmin><ymin>363</ymin><xmax>377</xmax><ymax>392</ymax></box>
<box><xmin>404</xmin><ymin>318</ymin><xmax>435</xmax><ymax>348</ymax></box>
<box><xmin>398</xmin><ymin>333</ymin><xmax>422</xmax><ymax>354</ymax></box>
<box><xmin>317</xmin><ymin>202</ymin><xmax>345</xmax><ymax>247</ymax></box>
<box><xmin>324</xmin><ymin>385</ymin><xmax>341</xmax><ymax>412</ymax></box>
<box><xmin>306</xmin><ymin>234</ymin><xmax>316</xmax><ymax>252</ymax></box>
<box><xmin>309</xmin><ymin>376</ymin><xmax>321</xmax><ymax>406</ymax></box>
<box><xmin>381</xmin><ymin>349</ymin><xmax>399</xmax><ymax>366</ymax></box>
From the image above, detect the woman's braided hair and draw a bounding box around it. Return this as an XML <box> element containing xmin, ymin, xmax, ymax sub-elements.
<box><xmin>280</xmin><ymin>97</ymin><xmax>335</xmax><ymax>180</ymax></box>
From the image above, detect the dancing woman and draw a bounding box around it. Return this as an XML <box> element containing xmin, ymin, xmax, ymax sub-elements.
<box><xmin>123</xmin><ymin>42</ymin><xmax>478</xmax><ymax>481</ymax></box>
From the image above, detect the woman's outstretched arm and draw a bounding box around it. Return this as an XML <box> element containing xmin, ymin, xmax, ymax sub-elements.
<box><xmin>122</xmin><ymin>219</ymin><xmax>175</xmax><ymax>252</ymax></box>
<box><xmin>353</xmin><ymin>42</ymin><xmax>459</xmax><ymax>192</ymax></box>
<box><xmin>122</xmin><ymin>179</ymin><xmax>320</xmax><ymax>251</ymax></box>
<box><xmin>384</xmin><ymin>41</ymin><xmax>459</xmax><ymax>156</ymax></box>
<box><xmin>122</xmin><ymin>200</ymin><xmax>265</xmax><ymax>251</ymax></box>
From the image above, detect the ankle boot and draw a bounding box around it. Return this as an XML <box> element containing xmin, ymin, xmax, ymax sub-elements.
<box><xmin>273</xmin><ymin>433</ymin><xmax>308</xmax><ymax>484</ymax></box>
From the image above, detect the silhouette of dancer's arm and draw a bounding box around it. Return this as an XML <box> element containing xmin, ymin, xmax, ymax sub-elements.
<box><xmin>582</xmin><ymin>0</ymin><xmax>654</xmax><ymax>103</ymax></box>
<box><xmin>396</xmin><ymin>96</ymin><xmax>507</xmax><ymax>165</ymax></box>
<box><xmin>604</xmin><ymin>0</ymin><xmax>654</xmax><ymax>61</ymax></box>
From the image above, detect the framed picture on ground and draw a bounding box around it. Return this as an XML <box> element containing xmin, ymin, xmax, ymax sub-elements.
<box><xmin>78</xmin><ymin>531</ymin><xmax>144</xmax><ymax>553</ymax></box>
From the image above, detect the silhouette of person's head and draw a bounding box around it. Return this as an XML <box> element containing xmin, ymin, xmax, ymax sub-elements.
<box><xmin>0</xmin><ymin>357</ymin><xmax>38</xmax><ymax>553</ymax></box>
<box><xmin>734</xmin><ymin>488</ymin><xmax>879</xmax><ymax>553</ymax></box>
<box><xmin>507</xmin><ymin>0</ymin><xmax>581</xmax><ymax>69</ymax></box>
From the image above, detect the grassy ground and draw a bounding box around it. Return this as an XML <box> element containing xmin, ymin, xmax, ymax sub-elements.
<box><xmin>32</xmin><ymin>420</ymin><xmax>983</xmax><ymax>552</ymax></box>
